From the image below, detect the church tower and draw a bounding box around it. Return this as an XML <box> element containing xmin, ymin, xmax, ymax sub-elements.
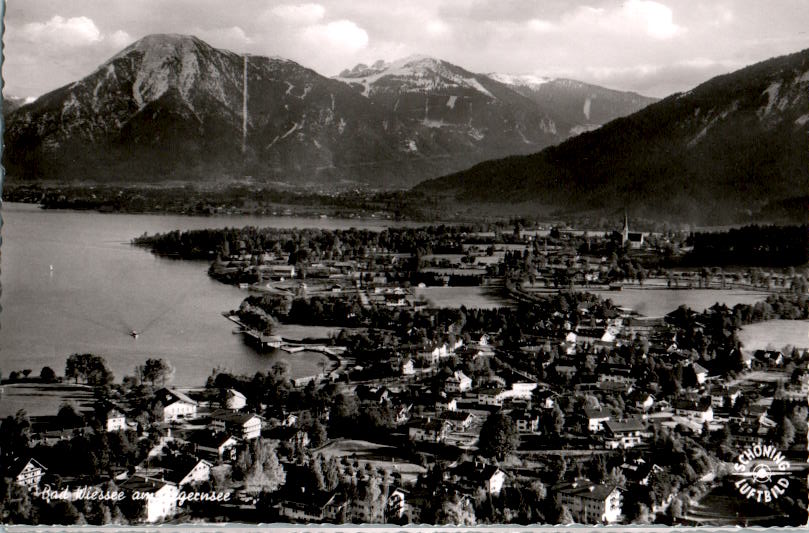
<box><xmin>621</xmin><ymin>211</ymin><xmax>629</xmax><ymax>246</ymax></box>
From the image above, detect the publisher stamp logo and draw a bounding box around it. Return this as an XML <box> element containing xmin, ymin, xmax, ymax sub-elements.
<box><xmin>732</xmin><ymin>443</ymin><xmax>790</xmax><ymax>503</ymax></box>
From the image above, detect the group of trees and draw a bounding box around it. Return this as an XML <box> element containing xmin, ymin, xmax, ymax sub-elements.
<box><xmin>64</xmin><ymin>353</ymin><xmax>113</xmax><ymax>386</ymax></box>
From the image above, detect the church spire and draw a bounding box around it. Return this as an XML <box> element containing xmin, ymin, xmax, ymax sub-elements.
<box><xmin>622</xmin><ymin>210</ymin><xmax>629</xmax><ymax>245</ymax></box>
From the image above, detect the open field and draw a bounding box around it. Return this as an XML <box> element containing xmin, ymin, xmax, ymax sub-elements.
<box><xmin>588</xmin><ymin>288</ymin><xmax>768</xmax><ymax>317</ymax></box>
<box><xmin>273</xmin><ymin>324</ymin><xmax>342</xmax><ymax>341</ymax></box>
<box><xmin>317</xmin><ymin>438</ymin><xmax>426</xmax><ymax>483</ymax></box>
<box><xmin>0</xmin><ymin>382</ymin><xmax>96</xmax><ymax>418</ymax></box>
<box><xmin>686</xmin><ymin>483</ymin><xmax>795</xmax><ymax>526</ymax></box>
<box><xmin>738</xmin><ymin>320</ymin><xmax>809</xmax><ymax>351</ymax></box>
<box><xmin>415</xmin><ymin>286</ymin><xmax>509</xmax><ymax>309</ymax></box>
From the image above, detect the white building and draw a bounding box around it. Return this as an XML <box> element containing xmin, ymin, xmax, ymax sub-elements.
<box><xmin>154</xmin><ymin>388</ymin><xmax>198</xmax><ymax>422</ymax></box>
<box><xmin>445</xmin><ymin>371</ymin><xmax>473</xmax><ymax>393</ymax></box>
<box><xmin>12</xmin><ymin>458</ymin><xmax>46</xmax><ymax>488</ymax></box>
<box><xmin>585</xmin><ymin>408</ymin><xmax>612</xmax><ymax>432</ymax></box>
<box><xmin>121</xmin><ymin>475</ymin><xmax>179</xmax><ymax>523</ymax></box>
<box><xmin>174</xmin><ymin>459</ymin><xmax>212</xmax><ymax>487</ymax></box>
<box><xmin>105</xmin><ymin>408</ymin><xmax>127</xmax><ymax>432</ymax></box>
<box><xmin>210</xmin><ymin>410</ymin><xmax>262</xmax><ymax>440</ymax></box>
<box><xmin>225</xmin><ymin>389</ymin><xmax>247</xmax><ymax>410</ymax></box>
<box><xmin>557</xmin><ymin>480</ymin><xmax>622</xmax><ymax>524</ymax></box>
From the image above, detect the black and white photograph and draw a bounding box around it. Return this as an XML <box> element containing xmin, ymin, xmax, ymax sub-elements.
<box><xmin>1</xmin><ymin>0</ymin><xmax>808</xmax><ymax>528</ymax></box>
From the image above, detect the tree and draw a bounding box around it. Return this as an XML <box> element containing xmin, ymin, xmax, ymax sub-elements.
<box><xmin>309</xmin><ymin>420</ymin><xmax>328</xmax><ymax>448</ymax></box>
<box><xmin>775</xmin><ymin>417</ymin><xmax>796</xmax><ymax>448</ymax></box>
<box><xmin>244</xmin><ymin>439</ymin><xmax>286</xmax><ymax>493</ymax></box>
<box><xmin>136</xmin><ymin>358</ymin><xmax>175</xmax><ymax>387</ymax></box>
<box><xmin>65</xmin><ymin>353</ymin><xmax>114</xmax><ymax>386</ymax></box>
<box><xmin>58</xmin><ymin>401</ymin><xmax>84</xmax><ymax>428</ymax></box>
<box><xmin>436</xmin><ymin>495</ymin><xmax>476</xmax><ymax>525</ymax></box>
<box><xmin>478</xmin><ymin>412</ymin><xmax>519</xmax><ymax>460</ymax></box>
<box><xmin>40</xmin><ymin>366</ymin><xmax>57</xmax><ymax>382</ymax></box>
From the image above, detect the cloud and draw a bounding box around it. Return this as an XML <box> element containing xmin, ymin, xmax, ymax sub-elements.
<box><xmin>195</xmin><ymin>26</ymin><xmax>253</xmax><ymax>51</ymax></box>
<box><xmin>270</xmin><ymin>3</ymin><xmax>326</xmax><ymax>24</ymax></box>
<box><xmin>108</xmin><ymin>30</ymin><xmax>133</xmax><ymax>48</ymax></box>
<box><xmin>527</xmin><ymin>19</ymin><xmax>555</xmax><ymax>32</ymax></box>
<box><xmin>624</xmin><ymin>0</ymin><xmax>682</xmax><ymax>39</ymax></box>
<box><xmin>20</xmin><ymin>15</ymin><xmax>103</xmax><ymax>46</ymax></box>
<box><xmin>303</xmin><ymin>19</ymin><xmax>369</xmax><ymax>52</ymax></box>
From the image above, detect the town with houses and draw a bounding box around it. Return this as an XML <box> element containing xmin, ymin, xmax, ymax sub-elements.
<box><xmin>1</xmin><ymin>221</ymin><xmax>807</xmax><ymax>526</ymax></box>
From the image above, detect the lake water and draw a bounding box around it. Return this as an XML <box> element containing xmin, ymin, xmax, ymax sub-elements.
<box><xmin>0</xmin><ymin>203</ymin><xmax>412</xmax><ymax>387</ymax></box>
<box><xmin>738</xmin><ymin>319</ymin><xmax>809</xmax><ymax>351</ymax></box>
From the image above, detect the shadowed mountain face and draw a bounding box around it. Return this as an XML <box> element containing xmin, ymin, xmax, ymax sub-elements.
<box><xmin>3</xmin><ymin>34</ymin><xmax>653</xmax><ymax>189</ymax></box>
<box><xmin>416</xmin><ymin>48</ymin><xmax>809</xmax><ymax>224</ymax></box>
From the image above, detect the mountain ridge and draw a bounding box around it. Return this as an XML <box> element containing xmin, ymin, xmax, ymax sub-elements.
<box><xmin>415</xmin><ymin>47</ymin><xmax>809</xmax><ymax>224</ymax></box>
<box><xmin>3</xmin><ymin>34</ymin><xmax>656</xmax><ymax>188</ymax></box>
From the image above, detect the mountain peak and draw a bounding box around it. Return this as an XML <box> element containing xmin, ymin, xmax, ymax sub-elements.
<box><xmin>117</xmin><ymin>33</ymin><xmax>207</xmax><ymax>55</ymax></box>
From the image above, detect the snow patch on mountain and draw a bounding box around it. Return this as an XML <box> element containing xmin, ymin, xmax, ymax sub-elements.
<box><xmin>446</xmin><ymin>95</ymin><xmax>457</xmax><ymax>108</ymax></box>
<box><xmin>569</xmin><ymin>124</ymin><xmax>600</xmax><ymax>136</ymax></box>
<box><xmin>463</xmin><ymin>78</ymin><xmax>494</xmax><ymax>99</ymax></box>
<box><xmin>335</xmin><ymin>56</ymin><xmax>497</xmax><ymax>99</ymax></box>
<box><xmin>583</xmin><ymin>97</ymin><xmax>592</xmax><ymax>120</ymax></box>
<box><xmin>488</xmin><ymin>73</ymin><xmax>551</xmax><ymax>89</ymax></box>
<box><xmin>759</xmin><ymin>81</ymin><xmax>782</xmax><ymax>118</ymax></box>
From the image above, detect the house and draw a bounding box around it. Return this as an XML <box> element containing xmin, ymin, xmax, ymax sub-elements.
<box><xmin>448</xmin><ymin>461</ymin><xmax>507</xmax><ymax>495</ymax></box>
<box><xmin>264</xmin><ymin>426</ymin><xmax>310</xmax><ymax>449</ymax></box>
<box><xmin>386</xmin><ymin>487</ymin><xmax>408</xmax><ymax>521</ymax></box>
<box><xmin>277</xmin><ymin>488</ymin><xmax>347</xmax><ymax>522</ymax></box>
<box><xmin>435</xmin><ymin>396</ymin><xmax>458</xmax><ymax>412</ymax></box>
<box><xmin>708</xmin><ymin>385</ymin><xmax>741</xmax><ymax>408</ymax></box>
<box><xmin>10</xmin><ymin>458</ymin><xmax>46</xmax><ymax>488</ymax></box>
<box><xmin>393</xmin><ymin>404</ymin><xmax>413</xmax><ymax>425</ymax></box>
<box><xmin>620</xmin><ymin>458</ymin><xmax>663</xmax><ymax>485</ymax></box>
<box><xmin>510</xmin><ymin>409</ymin><xmax>541</xmax><ymax>433</ymax></box>
<box><xmin>477</xmin><ymin>387</ymin><xmax>506</xmax><ymax>407</ymax></box>
<box><xmin>752</xmin><ymin>350</ymin><xmax>784</xmax><ymax>368</ymax></box>
<box><xmin>225</xmin><ymin>389</ymin><xmax>247</xmax><ymax>410</ymax></box>
<box><xmin>633</xmin><ymin>393</ymin><xmax>655</xmax><ymax>411</ymax></box>
<box><xmin>604</xmin><ymin>418</ymin><xmax>649</xmax><ymax>449</ymax></box>
<box><xmin>556</xmin><ymin>480</ymin><xmax>622</xmax><ymax>524</ymax></box>
<box><xmin>674</xmin><ymin>399</ymin><xmax>714</xmax><ymax>423</ymax></box>
<box><xmin>267</xmin><ymin>264</ymin><xmax>295</xmax><ymax>280</ymax></box>
<box><xmin>553</xmin><ymin>363</ymin><xmax>578</xmax><ymax>379</ymax></box>
<box><xmin>120</xmin><ymin>475</ymin><xmax>179</xmax><ymax>523</ymax></box>
<box><xmin>154</xmin><ymin>388</ymin><xmax>198</xmax><ymax>422</ymax></box>
<box><xmin>418</xmin><ymin>340</ymin><xmax>464</xmax><ymax>366</ymax></box>
<box><xmin>400</xmin><ymin>359</ymin><xmax>415</xmax><ymax>376</ymax></box>
<box><xmin>597</xmin><ymin>364</ymin><xmax>635</xmax><ymax>385</ymax></box>
<box><xmin>584</xmin><ymin>408</ymin><xmax>612</xmax><ymax>432</ymax></box>
<box><xmin>103</xmin><ymin>408</ymin><xmax>127</xmax><ymax>432</ymax></box>
<box><xmin>189</xmin><ymin>431</ymin><xmax>239</xmax><ymax>461</ymax></box>
<box><xmin>210</xmin><ymin>410</ymin><xmax>262</xmax><ymax>440</ymax></box>
<box><xmin>440</xmin><ymin>410</ymin><xmax>474</xmax><ymax>431</ymax></box>
<box><xmin>445</xmin><ymin>370</ymin><xmax>473</xmax><ymax>393</ymax></box>
<box><xmin>533</xmin><ymin>389</ymin><xmax>556</xmax><ymax>409</ymax></box>
<box><xmin>354</xmin><ymin>384</ymin><xmax>390</xmax><ymax>404</ymax></box>
<box><xmin>169</xmin><ymin>459</ymin><xmax>212</xmax><ymax>487</ymax></box>
<box><xmin>692</xmin><ymin>362</ymin><xmax>709</xmax><ymax>385</ymax></box>
<box><xmin>408</xmin><ymin>418</ymin><xmax>450</xmax><ymax>443</ymax></box>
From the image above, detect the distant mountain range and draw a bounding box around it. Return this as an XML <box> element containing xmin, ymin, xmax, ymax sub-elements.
<box><xmin>417</xmin><ymin>48</ymin><xmax>809</xmax><ymax>224</ymax></box>
<box><xmin>2</xmin><ymin>34</ymin><xmax>653</xmax><ymax>188</ymax></box>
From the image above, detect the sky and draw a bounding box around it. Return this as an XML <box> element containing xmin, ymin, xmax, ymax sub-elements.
<box><xmin>3</xmin><ymin>0</ymin><xmax>809</xmax><ymax>99</ymax></box>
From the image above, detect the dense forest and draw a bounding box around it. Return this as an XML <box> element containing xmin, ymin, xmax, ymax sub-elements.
<box><xmin>683</xmin><ymin>225</ymin><xmax>809</xmax><ymax>267</ymax></box>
